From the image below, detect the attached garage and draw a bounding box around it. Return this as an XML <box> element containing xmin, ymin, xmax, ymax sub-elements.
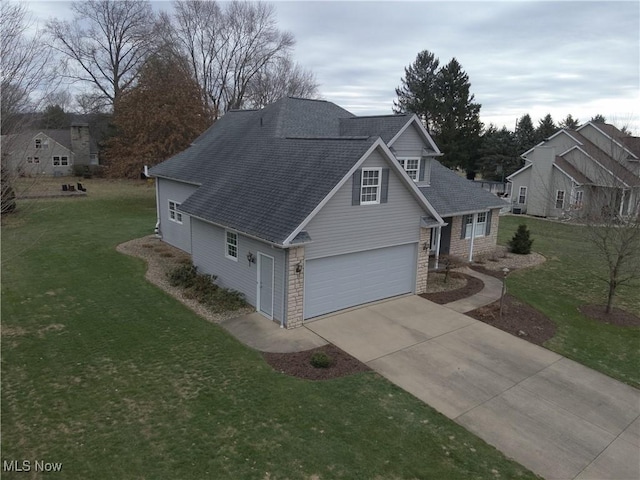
<box><xmin>303</xmin><ymin>243</ymin><xmax>417</xmax><ymax>319</ymax></box>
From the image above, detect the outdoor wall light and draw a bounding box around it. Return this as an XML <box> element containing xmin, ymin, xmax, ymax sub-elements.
<box><xmin>295</xmin><ymin>262</ymin><xmax>303</xmax><ymax>274</ymax></box>
<box><xmin>246</xmin><ymin>252</ymin><xmax>256</xmax><ymax>265</ymax></box>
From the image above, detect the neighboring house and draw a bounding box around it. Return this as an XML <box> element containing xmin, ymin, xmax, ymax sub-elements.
<box><xmin>1</xmin><ymin>123</ymin><xmax>99</xmax><ymax>177</ymax></box>
<box><xmin>150</xmin><ymin>97</ymin><xmax>505</xmax><ymax>327</ymax></box>
<box><xmin>508</xmin><ymin>122</ymin><xmax>640</xmax><ymax>218</ymax></box>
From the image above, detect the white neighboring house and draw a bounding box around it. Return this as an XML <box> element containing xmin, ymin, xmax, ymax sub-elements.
<box><xmin>507</xmin><ymin>122</ymin><xmax>640</xmax><ymax>219</ymax></box>
<box><xmin>1</xmin><ymin>123</ymin><xmax>99</xmax><ymax>177</ymax></box>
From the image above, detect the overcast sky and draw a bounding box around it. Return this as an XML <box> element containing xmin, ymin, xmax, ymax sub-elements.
<box><xmin>31</xmin><ymin>1</ymin><xmax>640</xmax><ymax>133</ymax></box>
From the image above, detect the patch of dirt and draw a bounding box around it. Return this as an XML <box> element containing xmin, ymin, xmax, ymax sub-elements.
<box><xmin>466</xmin><ymin>295</ymin><xmax>557</xmax><ymax>346</ymax></box>
<box><xmin>263</xmin><ymin>344</ymin><xmax>370</xmax><ymax>381</ymax></box>
<box><xmin>420</xmin><ymin>273</ymin><xmax>484</xmax><ymax>304</ymax></box>
<box><xmin>1</xmin><ymin>326</ymin><xmax>29</xmax><ymax>337</ymax></box>
<box><xmin>578</xmin><ymin>305</ymin><xmax>640</xmax><ymax>327</ymax></box>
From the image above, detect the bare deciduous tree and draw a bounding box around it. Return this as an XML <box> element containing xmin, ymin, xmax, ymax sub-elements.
<box><xmin>245</xmin><ymin>56</ymin><xmax>319</xmax><ymax>109</ymax></box>
<box><xmin>167</xmin><ymin>0</ymin><xmax>297</xmax><ymax>119</ymax></box>
<box><xmin>46</xmin><ymin>0</ymin><xmax>157</xmax><ymax>108</ymax></box>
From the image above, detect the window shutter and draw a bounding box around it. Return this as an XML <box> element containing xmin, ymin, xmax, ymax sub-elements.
<box><xmin>461</xmin><ymin>215</ymin><xmax>468</xmax><ymax>239</ymax></box>
<box><xmin>352</xmin><ymin>170</ymin><xmax>361</xmax><ymax>205</ymax></box>
<box><xmin>381</xmin><ymin>168</ymin><xmax>389</xmax><ymax>203</ymax></box>
<box><xmin>419</xmin><ymin>159</ymin><xmax>426</xmax><ymax>182</ymax></box>
<box><xmin>486</xmin><ymin>210</ymin><xmax>492</xmax><ymax>235</ymax></box>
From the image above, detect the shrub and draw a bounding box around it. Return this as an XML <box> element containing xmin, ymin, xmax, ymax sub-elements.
<box><xmin>509</xmin><ymin>224</ymin><xmax>534</xmax><ymax>254</ymax></box>
<box><xmin>166</xmin><ymin>263</ymin><xmax>246</xmax><ymax>312</ymax></box>
<box><xmin>310</xmin><ymin>351</ymin><xmax>334</xmax><ymax>369</ymax></box>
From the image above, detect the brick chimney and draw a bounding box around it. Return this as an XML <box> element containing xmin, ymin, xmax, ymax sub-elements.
<box><xmin>70</xmin><ymin>123</ymin><xmax>90</xmax><ymax>167</ymax></box>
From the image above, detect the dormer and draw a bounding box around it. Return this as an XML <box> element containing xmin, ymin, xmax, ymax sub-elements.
<box><xmin>387</xmin><ymin>116</ymin><xmax>441</xmax><ymax>186</ymax></box>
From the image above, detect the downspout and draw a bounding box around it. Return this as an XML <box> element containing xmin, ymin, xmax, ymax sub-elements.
<box><xmin>281</xmin><ymin>249</ymin><xmax>288</xmax><ymax>328</ymax></box>
<box><xmin>434</xmin><ymin>226</ymin><xmax>442</xmax><ymax>270</ymax></box>
<box><xmin>154</xmin><ymin>177</ymin><xmax>161</xmax><ymax>238</ymax></box>
<box><xmin>468</xmin><ymin>213</ymin><xmax>477</xmax><ymax>262</ymax></box>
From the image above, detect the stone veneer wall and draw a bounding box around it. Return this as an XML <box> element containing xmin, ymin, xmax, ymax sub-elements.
<box><xmin>447</xmin><ymin>209</ymin><xmax>500</xmax><ymax>260</ymax></box>
<box><xmin>286</xmin><ymin>246</ymin><xmax>305</xmax><ymax>328</ymax></box>
<box><xmin>416</xmin><ymin>227</ymin><xmax>430</xmax><ymax>294</ymax></box>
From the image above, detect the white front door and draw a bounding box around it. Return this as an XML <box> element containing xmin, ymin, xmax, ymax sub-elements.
<box><xmin>257</xmin><ymin>253</ymin><xmax>274</xmax><ymax>319</ymax></box>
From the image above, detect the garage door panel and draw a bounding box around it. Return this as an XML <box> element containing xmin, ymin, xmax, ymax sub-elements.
<box><xmin>304</xmin><ymin>244</ymin><xmax>416</xmax><ymax>319</ymax></box>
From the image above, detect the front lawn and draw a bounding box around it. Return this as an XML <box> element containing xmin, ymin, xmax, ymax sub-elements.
<box><xmin>1</xmin><ymin>181</ymin><xmax>537</xmax><ymax>479</ymax></box>
<box><xmin>498</xmin><ymin>216</ymin><xmax>640</xmax><ymax>387</ymax></box>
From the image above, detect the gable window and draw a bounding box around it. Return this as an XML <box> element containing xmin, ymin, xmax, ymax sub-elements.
<box><xmin>168</xmin><ymin>200</ymin><xmax>182</xmax><ymax>224</ymax></box>
<box><xmin>555</xmin><ymin>190</ymin><xmax>565</xmax><ymax>209</ymax></box>
<box><xmin>225</xmin><ymin>230</ymin><xmax>238</xmax><ymax>260</ymax></box>
<box><xmin>35</xmin><ymin>139</ymin><xmax>42</xmax><ymax>149</ymax></box>
<box><xmin>573</xmin><ymin>190</ymin><xmax>584</xmax><ymax>208</ymax></box>
<box><xmin>52</xmin><ymin>156</ymin><xmax>69</xmax><ymax>166</ymax></box>
<box><xmin>398</xmin><ymin>158</ymin><xmax>420</xmax><ymax>181</ymax></box>
<box><xmin>518</xmin><ymin>186</ymin><xmax>527</xmax><ymax>204</ymax></box>
<box><xmin>360</xmin><ymin>168</ymin><xmax>381</xmax><ymax>204</ymax></box>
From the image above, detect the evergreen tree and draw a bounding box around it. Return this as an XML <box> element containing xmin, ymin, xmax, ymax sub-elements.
<box><xmin>394</xmin><ymin>52</ymin><xmax>482</xmax><ymax>176</ymax></box>
<box><xmin>393</xmin><ymin>50</ymin><xmax>440</xmax><ymax>134</ymax></box>
<box><xmin>39</xmin><ymin>104</ymin><xmax>71</xmax><ymax>129</ymax></box>
<box><xmin>590</xmin><ymin>114</ymin><xmax>606</xmax><ymax>123</ymax></box>
<box><xmin>559</xmin><ymin>114</ymin><xmax>580</xmax><ymax>129</ymax></box>
<box><xmin>478</xmin><ymin>125</ymin><xmax>521</xmax><ymax>181</ymax></box>
<box><xmin>106</xmin><ymin>51</ymin><xmax>209</xmax><ymax>178</ymax></box>
<box><xmin>515</xmin><ymin>114</ymin><xmax>536</xmax><ymax>153</ymax></box>
<box><xmin>508</xmin><ymin>224</ymin><xmax>533</xmax><ymax>254</ymax></box>
<box><xmin>432</xmin><ymin>58</ymin><xmax>482</xmax><ymax>176</ymax></box>
<box><xmin>535</xmin><ymin>113</ymin><xmax>557</xmax><ymax>143</ymax></box>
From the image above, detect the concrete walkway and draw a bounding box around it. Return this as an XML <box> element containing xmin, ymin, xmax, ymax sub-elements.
<box><xmin>445</xmin><ymin>267</ymin><xmax>504</xmax><ymax>313</ymax></box>
<box><xmin>305</xmin><ymin>296</ymin><xmax>640</xmax><ymax>480</ymax></box>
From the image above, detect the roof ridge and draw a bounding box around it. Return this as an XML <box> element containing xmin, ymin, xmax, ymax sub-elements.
<box><xmin>345</xmin><ymin>114</ymin><xmax>409</xmax><ymax>119</ymax></box>
<box><xmin>285</xmin><ymin>135</ymin><xmax>371</xmax><ymax>140</ymax></box>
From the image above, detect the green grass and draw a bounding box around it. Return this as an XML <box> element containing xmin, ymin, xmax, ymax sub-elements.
<box><xmin>499</xmin><ymin>216</ymin><xmax>640</xmax><ymax>387</ymax></box>
<box><xmin>1</xmin><ymin>182</ymin><xmax>537</xmax><ymax>479</ymax></box>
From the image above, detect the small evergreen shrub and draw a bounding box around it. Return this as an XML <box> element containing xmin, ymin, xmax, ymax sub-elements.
<box><xmin>167</xmin><ymin>264</ymin><xmax>246</xmax><ymax>312</ymax></box>
<box><xmin>310</xmin><ymin>351</ymin><xmax>333</xmax><ymax>369</ymax></box>
<box><xmin>509</xmin><ymin>224</ymin><xmax>533</xmax><ymax>254</ymax></box>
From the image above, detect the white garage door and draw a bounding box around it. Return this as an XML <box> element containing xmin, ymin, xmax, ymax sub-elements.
<box><xmin>304</xmin><ymin>243</ymin><xmax>417</xmax><ymax>319</ymax></box>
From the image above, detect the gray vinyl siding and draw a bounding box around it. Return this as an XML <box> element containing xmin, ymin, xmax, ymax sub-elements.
<box><xmin>390</xmin><ymin>123</ymin><xmax>423</xmax><ymax>156</ymax></box>
<box><xmin>304</xmin><ymin>148</ymin><xmax>424</xmax><ymax>260</ymax></box>
<box><xmin>15</xmin><ymin>134</ymin><xmax>75</xmax><ymax>177</ymax></box>
<box><xmin>549</xmin><ymin>172</ymin><xmax>574</xmax><ymax>217</ymax></box>
<box><xmin>191</xmin><ymin>219</ymin><xmax>286</xmax><ymax>322</ymax></box>
<box><xmin>509</xmin><ymin>167</ymin><xmax>532</xmax><ymax>213</ymax></box>
<box><xmin>157</xmin><ymin>178</ymin><xmax>198</xmax><ymax>253</ymax></box>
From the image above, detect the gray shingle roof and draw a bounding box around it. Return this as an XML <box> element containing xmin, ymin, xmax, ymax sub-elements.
<box><xmin>339</xmin><ymin>115</ymin><xmax>411</xmax><ymax>143</ymax></box>
<box><xmin>151</xmin><ymin>96</ymin><xmax>495</xmax><ymax>243</ymax></box>
<box><xmin>419</xmin><ymin>161</ymin><xmax>506</xmax><ymax>217</ymax></box>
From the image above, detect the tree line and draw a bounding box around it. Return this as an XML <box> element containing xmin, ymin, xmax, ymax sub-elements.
<box><xmin>1</xmin><ymin>0</ymin><xmax>319</xmax><ymax>178</ymax></box>
<box><xmin>393</xmin><ymin>49</ymin><xmax>616</xmax><ymax>181</ymax></box>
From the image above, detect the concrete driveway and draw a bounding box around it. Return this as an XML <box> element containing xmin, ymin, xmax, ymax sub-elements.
<box><xmin>305</xmin><ymin>295</ymin><xmax>640</xmax><ymax>480</ymax></box>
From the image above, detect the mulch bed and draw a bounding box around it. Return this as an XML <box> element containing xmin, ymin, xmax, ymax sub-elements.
<box><xmin>469</xmin><ymin>264</ymin><xmax>506</xmax><ymax>279</ymax></box>
<box><xmin>578</xmin><ymin>305</ymin><xmax>640</xmax><ymax>327</ymax></box>
<box><xmin>262</xmin><ymin>344</ymin><xmax>370</xmax><ymax>381</ymax></box>
<box><xmin>466</xmin><ymin>294</ymin><xmax>557</xmax><ymax>346</ymax></box>
<box><xmin>420</xmin><ymin>273</ymin><xmax>484</xmax><ymax>304</ymax></box>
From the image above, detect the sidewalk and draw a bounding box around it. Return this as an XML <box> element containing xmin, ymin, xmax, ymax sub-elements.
<box><xmin>444</xmin><ymin>267</ymin><xmax>504</xmax><ymax>313</ymax></box>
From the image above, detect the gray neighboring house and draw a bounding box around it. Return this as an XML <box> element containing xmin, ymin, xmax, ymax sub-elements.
<box><xmin>150</xmin><ymin>97</ymin><xmax>505</xmax><ymax>328</ymax></box>
<box><xmin>1</xmin><ymin>123</ymin><xmax>98</xmax><ymax>177</ymax></box>
<box><xmin>507</xmin><ymin>122</ymin><xmax>640</xmax><ymax>218</ymax></box>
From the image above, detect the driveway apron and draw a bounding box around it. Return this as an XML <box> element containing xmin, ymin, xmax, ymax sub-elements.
<box><xmin>305</xmin><ymin>296</ymin><xmax>640</xmax><ymax>480</ymax></box>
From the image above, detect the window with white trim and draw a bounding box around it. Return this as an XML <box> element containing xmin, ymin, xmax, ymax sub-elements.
<box><xmin>463</xmin><ymin>212</ymin><xmax>489</xmax><ymax>239</ymax></box>
<box><xmin>27</xmin><ymin>156</ymin><xmax>40</xmax><ymax>164</ymax></box>
<box><xmin>475</xmin><ymin>212</ymin><xmax>487</xmax><ymax>237</ymax></box>
<box><xmin>52</xmin><ymin>156</ymin><xmax>69</xmax><ymax>166</ymax></box>
<box><xmin>168</xmin><ymin>200</ymin><xmax>182</xmax><ymax>223</ymax></box>
<box><xmin>573</xmin><ymin>190</ymin><xmax>584</xmax><ymax>208</ymax></box>
<box><xmin>360</xmin><ymin>168</ymin><xmax>381</xmax><ymax>204</ymax></box>
<box><xmin>555</xmin><ymin>190</ymin><xmax>565</xmax><ymax>209</ymax></box>
<box><xmin>35</xmin><ymin>139</ymin><xmax>42</xmax><ymax>149</ymax></box>
<box><xmin>398</xmin><ymin>158</ymin><xmax>420</xmax><ymax>181</ymax></box>
<box><xmin>518</xmin><ymin>186</ymin><xmax>527</xmax><ymax>204</ymax></box>
<box><xmin>225</xmin><ymin>231</ymin><xmax>238</xmax><ymax>260</ymax></box>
